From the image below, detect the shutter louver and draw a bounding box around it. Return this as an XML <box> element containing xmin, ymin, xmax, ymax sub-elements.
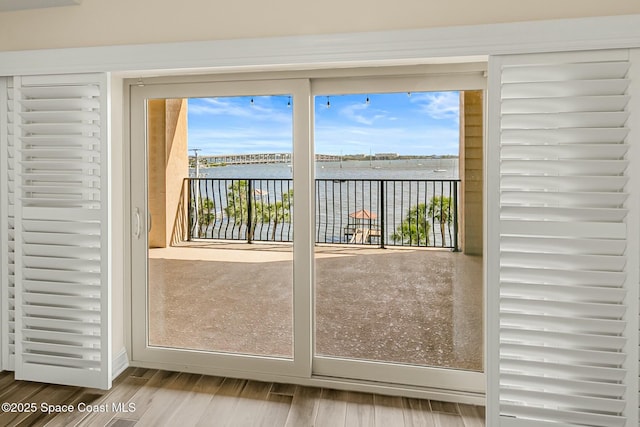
<box><xmin>13</xmin><ymin>74</ymin><xmax>111</xmax><ymax>389</ymax></box>
<box><xmin>1</xmin><ymin>77</ymin><xmax>15</xmax><ymax>371</ymax></box>
<box><xmin>497</xmin><ymin>52</ymin><xmax>635</xmax><ymax>426</ymax></box>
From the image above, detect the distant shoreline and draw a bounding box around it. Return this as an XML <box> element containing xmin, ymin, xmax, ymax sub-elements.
<box><xmin>336</xmin><ymin>154</ymin><xmax>459</xmax><ymax>161</ymax></box>
<box><xmin>191</xmin><ymin>153</ymin><xmax>459</xmax><ymax>167</ymax></box>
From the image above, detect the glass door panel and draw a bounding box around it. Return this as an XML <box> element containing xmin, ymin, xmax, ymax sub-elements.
<box><xmin>131</xmin><ymin>79</ymin><xmax>311</xmax><ymax>378</ymax></box>
<box><xmin>313</xmin><ymin>91</ymin><xmax>484</xmax><ymax>387</ymax></box>
<box><xmin>146</xmin><ymin>95</ymin><xmax>294</xmax><ymax>358</ymax></box>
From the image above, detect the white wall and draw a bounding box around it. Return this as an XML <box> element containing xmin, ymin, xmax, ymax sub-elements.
<box><xmin>0</xmin><ymin>0</ymin><xmax>639</xmax><ymax>51</ymax></box>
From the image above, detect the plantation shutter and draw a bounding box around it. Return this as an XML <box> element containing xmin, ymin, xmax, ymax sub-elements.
<box><xmin>491</xmin><ymin>49</ymin><xmax>639</xmax><ymax>426</ymax></box>
<box><xmin>0</xmin><ymin>77</ymin><xmax>16</xmax><ymax>371</ymax></box>
<box><xmin>12</xmin><ymin>74</ymin><xmax>111</xmax><ymax>389</ymax></box>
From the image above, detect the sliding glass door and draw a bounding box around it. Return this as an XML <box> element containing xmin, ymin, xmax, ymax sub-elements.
<box><xmin>129</xmin><ymin>71</ymin><xmax>485</xmax><ymax>395</ymax></box>
<box><xmin>311</xmin><ymin>77</ymin><xmax>485</xmax><ymax>393</ymax></box>
<box><xmin>130</xmin><ymin>79</ymin><xmax>312</xmax><ymax>377</ymax></box>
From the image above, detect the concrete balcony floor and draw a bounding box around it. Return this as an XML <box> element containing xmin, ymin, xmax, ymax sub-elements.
<box><xmin>148</xmin><ymin>242</ymin><xmax>483</xmax><ymax>372</ymax></box>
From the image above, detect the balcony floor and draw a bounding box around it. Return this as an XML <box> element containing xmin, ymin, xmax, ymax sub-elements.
<box><xmin>148</xmin><ymin>242</ymin><xmax>483</xmax><ymax>372</ymax></box>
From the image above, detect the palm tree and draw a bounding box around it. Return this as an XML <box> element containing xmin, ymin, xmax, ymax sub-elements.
<box><xmin>255</xmin><ymin>189</ymin><xmax>293</xmax><ymax>240</ymax></box>
<box><xmin>224</xmin><ymin>181</ymin><xmax>294</xmax><ymax>241</ymax></box>
<box><xmin>428</xmin><ymin>195</ymin><xmax>452</xmax><ymax>246</ymax></box>
<box><xmin>224</xmin><ymin>180</ymin><xmax>249</xmax><ymax>221</ymax></box>
<box><xmin>195</xmin><ymin>197</ymin><xmax>216</xmax><ymax>236</ymax></box>
<box><xmin>392</xmin><ymin>203</ymin><xmax>431</xmax><ymax>245</ymax></box>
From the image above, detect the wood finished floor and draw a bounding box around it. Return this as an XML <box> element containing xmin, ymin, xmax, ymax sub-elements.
<box><xmin>0</xmin><ymin>368</ymin><xmax>485</xmax><ymax>426</ymax></box>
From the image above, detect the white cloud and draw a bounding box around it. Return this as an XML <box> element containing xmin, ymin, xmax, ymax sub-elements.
<box><xmin>188</xmin><ymin>126</ymin><xmax>293</xmax><ymax>155</ymax></box>
<box><xmin>189</xmin><ymin>97</ymin><xmax>291</xmax><ymax>123</ymax></box>
<box><xmin>411</xmin><ymin>92</ymin><xmax>460</xmax><ymax>121</ymax></box>
<box><xmin>339</xmin><ymin>103</ymin><xmax>387</xmax><ymax>126</ymax></box>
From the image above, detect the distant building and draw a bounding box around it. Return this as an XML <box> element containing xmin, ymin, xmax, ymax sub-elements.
<box><xmin>375</xmin><ymin>152</ymin><xmax>399</xmax><ymax>159</ymax></box>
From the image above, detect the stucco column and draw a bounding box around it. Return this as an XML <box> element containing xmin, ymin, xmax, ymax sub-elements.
<box><xmin>147</xmin><ymin>99</ymin><xmax>189</xmax><ymax>248</ymax></box>
<box><xmin>459</xmin><ymin>91</ymin><xmax>484</xmax><ymax>255</ymax></box>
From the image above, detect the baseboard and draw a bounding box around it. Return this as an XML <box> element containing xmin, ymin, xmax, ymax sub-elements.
<box><xmin>112</xmin><ymin>347</ymin><xmax>129</xmax><ymax>380</ymax></box>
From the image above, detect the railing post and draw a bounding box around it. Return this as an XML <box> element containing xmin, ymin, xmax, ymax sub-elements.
<box><xmin>379</xmin><ymin>180</ymin><xmax>385</xmax><ymax>249</ymax></box>
<box><xmin>247</xmin><ymin>179</ymin><xmax>253</xmax><ymax>243</ymax></box>
<box><xmin>452</xmin><ymin>180</ymin><xmax>459</xmax><ymax>252</ymax></box>
<box><xmin>187</xmin><ymin>178</ymin><xmax>193</xmax><ymax>241</ymax></box>
<box><xmin>181</xmin><ymin>178</ymin><xmax>188</xmax><ymax>243</ymax></box>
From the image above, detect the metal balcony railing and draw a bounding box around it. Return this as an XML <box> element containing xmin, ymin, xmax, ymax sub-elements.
<box><xmin>183</xmin><ymin>178</ymin><xmax>459</xmax><ymax>250</ymax></box>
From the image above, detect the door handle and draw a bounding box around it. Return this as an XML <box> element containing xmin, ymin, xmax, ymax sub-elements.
<box><xmin>134</xmin><ymin>208</ymin><xmax>141</xmax><ymax>239</ymax></box>
<box><xmin>148</xmin><ymin>212</ymin><xmax>152</xmax><ymax>232</ymax></box>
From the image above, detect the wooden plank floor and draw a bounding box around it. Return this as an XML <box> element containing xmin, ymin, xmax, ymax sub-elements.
<box><xmin>0</xmin><ymin>368</ymin><xmax>485</xmax><ymax>426</ymax></box>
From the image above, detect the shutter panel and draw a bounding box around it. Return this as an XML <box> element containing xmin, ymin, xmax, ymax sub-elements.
<box><xmin>13</xmin><ymin>74</ymin><xmax>111</xmax><ymax>389</ymax></box>
<box><xmin>1</xmin><ymin>77</ymin><xmax>15</xmax><ymax>371</ymax></box>
<box><xmin>493</xmin><ymin>50</ymin><xmax>638</xmax><ymax>426</ymax></box>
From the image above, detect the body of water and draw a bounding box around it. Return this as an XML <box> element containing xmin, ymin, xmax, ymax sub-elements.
<box><xmin>194</xmin><ymin>158</ymin><xmax>459</xmax><ymax>180</ymax></box>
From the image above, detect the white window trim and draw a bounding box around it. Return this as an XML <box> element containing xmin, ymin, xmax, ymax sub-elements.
<box><xmin>0</xmin><ymin>14</ymin><xmax>639</xmax><ymax>77</ymax></box>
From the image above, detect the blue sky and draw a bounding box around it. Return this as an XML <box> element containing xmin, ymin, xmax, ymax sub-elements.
<box><xmin>187</xmin><ymin>91</ymin><xmax>460</xmax><ymax>156</ymax></box>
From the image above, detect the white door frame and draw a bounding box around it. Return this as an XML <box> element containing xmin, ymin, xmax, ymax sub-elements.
<box><xmin>129</xmin><ymin>69</ymin><xmax>487</xmax><ymax>398</ymax></box>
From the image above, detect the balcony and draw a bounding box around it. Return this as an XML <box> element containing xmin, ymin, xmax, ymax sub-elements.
<box><xmin>150</xmin><ymin>177</ymin><xmax>481</xmax><ymax>372</ymax></box>
<box><xmin>149</xmin><ymin>242</ymin><xmax>483</xmax><ymax>371</ymax></box>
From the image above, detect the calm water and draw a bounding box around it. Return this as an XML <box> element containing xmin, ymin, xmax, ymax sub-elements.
<box><xmin>195</xmin><ymin>158</ymin><xmax>459</xmax><ymax>180</ymax></box>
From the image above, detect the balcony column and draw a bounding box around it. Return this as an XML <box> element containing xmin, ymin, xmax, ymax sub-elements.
<box><xmin>459</xmin><ymin>90</ymin><xmax>484</xmax><ymax>255</ymax></box>
<box><xmin>147</xmin><ymin>99</ymin><xmax>189</xmax><ymax>248</ymax></box>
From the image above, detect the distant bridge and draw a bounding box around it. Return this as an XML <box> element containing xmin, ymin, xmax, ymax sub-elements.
<box><xmin>197</xmin><ymin>153</ymin><xmax>341</xmax><ymax>165</ymax></box>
